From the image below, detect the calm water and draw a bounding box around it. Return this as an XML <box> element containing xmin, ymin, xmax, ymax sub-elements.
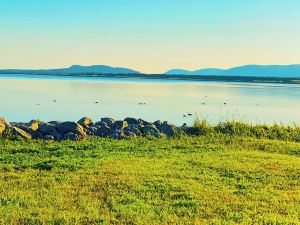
<box><xmin>1</xmin><ymin>74</ymin><xmax>300</xmax><ymax>125</ymax></box>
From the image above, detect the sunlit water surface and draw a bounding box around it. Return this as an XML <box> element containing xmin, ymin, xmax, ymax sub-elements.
<box><xmin>1</xmin><ymin>74</ymin><xmax>300</xmax><ymax>125</ymax></box>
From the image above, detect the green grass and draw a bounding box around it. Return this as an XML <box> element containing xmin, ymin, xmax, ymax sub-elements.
<box><xmin>0</xmin><ymin>135</ymin><xmax>299</xmax><ymax>224</ymax></box>
<box><xmin>190</xmin><ymin>118</ymin><xmax>300</xmax><ymax>142</ymax></box>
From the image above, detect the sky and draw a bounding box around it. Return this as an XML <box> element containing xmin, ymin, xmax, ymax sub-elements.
<box><xmin>1</xmin><ymin>0</ymin><xmax>300</xmax><ymax>73</ymax></box>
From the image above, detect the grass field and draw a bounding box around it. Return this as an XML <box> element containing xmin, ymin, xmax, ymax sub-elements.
<box><xmin>0</xmin><ymin>134</ymin><xmax>299</xmax><ymax>224</ymax></box>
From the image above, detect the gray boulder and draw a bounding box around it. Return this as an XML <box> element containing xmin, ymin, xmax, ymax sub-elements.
<box><xmin>138</xmin><ymin>119</ymin><xmax>152</xmax><ymax>126</ymax></box>
<box><xmin>88</xmin><ymin>124</ymin><xmax>113</xmax><ymax>137</ymax></box>
<box><xmin>86</xmin><ymin>126</ymin><xmax>98</xmax><ymax>135</ymax></box>
<box><xmin>110</xmin><ymin>130</ymin><xmax>125</xmax><ymax>139</ymax></box>
<box><xmin>125</xmin><ymin>125</ymin><xmax>142</xmax><ymax>136</ymax></box>
<box><xmin>38</xmin><ymin>123</ymin><xmax>56</xmax><ymax>135</ymax></box>
<box><xmin>153</xmin><ymin>120</ymin><xmax>163</xmax><ymax>131</ymax></box>
<box><xmin>0</xmin><ymin>123</ymin><xmax>4</xmax><ymax>135</ymax></box>
<box><xmin>52</xmin><ymin>129</ymin><xmax>64</xmax><ymax>141</ymax></box>
<box><xmin>28</xmin><ymin>120</ymin><xmax>42</xmax><ymax>131</ymax></box>
<box><xmin>12</xmin><ymin>120</ymin><xmax>42</xmax><ymax>138</ymax></box>
<box><xmin>141</xmin><ymin>125</ymin><xmax>161</xmax><ymax>138</ymax></box>
<box><xmin>94</xmin><ymin>121</ymin><xmax>107</xmax><ymax>127</ymax></box>
<box><xmin>12</xmin><ymin>127</ymin><xmax>32</xmax><ymax>140</ymax></box>
<box><xmin>161</xmin><ymin>121</ymin><xmax>177</xmax><ymax>137</ymax></box>
<box><xmin>36</xmin><ymin>122</ymin><xmax>63</xmax><ymax>141</ymax></box>
<box><xmin>124</xmin><ymin>117</ymin><xmax>139</xmax><ymax>125</ymax></box>
<box><xmin>48</xmin><ymin>121</ymin><xmax>62</xmax><ymax>125</ymax></box>
<box><xmin>99</xmin><ymin>125</ymin><xmax>113</xmax><ymax>137</ymax></box>
<box><xmin>42</xmin><ymin>135</ymin><xmax>55</xmax><ymax>140</ymax></box>
<box><xmin>56</xmin><ymin>122</ymin><xmax>86</xmax><ymax>136</ymax></box>
<box><xmin>63</xmin><ymin>132</ymin><xmax>79</xmax><ymax>141</ymax></box>
<box><xmin>124</xmin><ymin>130</ymin><xmax>137</xmax><ymax>138</ymax></box>
<box><xmin>78</xmin><ymin>117</ymin><xmax>93</xmax><ymax>128</ymax></box>
<box><xmin>101</xmin><ymin>118</ymin><xmax>116</xmax><ymax>128</ymax></box>
<box><xmin>27</xmin><ymin>120</ymin><xmax>42</xmax><ymax>138</ymax></box>
<box><xmin>0</xmin><ymin>118</ymin><xmax>11</xmax><ymax>135</ymax></box>
<box><xmin>114</xmin><ymin>120</ymin><xmax>128</xmax><ymax>130</ymax></box>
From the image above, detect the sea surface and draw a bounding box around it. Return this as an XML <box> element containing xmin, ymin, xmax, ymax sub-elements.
<box><xmin>1</xmin><ymin>74</ymin><xmax>300</xmax><ymax>125</ymax></box>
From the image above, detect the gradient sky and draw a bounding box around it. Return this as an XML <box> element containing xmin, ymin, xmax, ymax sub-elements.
<box><xmin>1</xmin><ymin>0</ymin><xmax>300</xmax><ymax>73</ymax></box>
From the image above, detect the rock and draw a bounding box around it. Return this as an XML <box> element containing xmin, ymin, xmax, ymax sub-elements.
<box><xmin>27</xmin><ymin>120</ymin><xmax>41</xmax><ymax>138</ymax></box>
<box><xmin>161</xmin><ymin>121</ymin><xmax>177</xmax><ymax>137</ymax></box>
<box><xmin>10</xmin><ymin>122</ymin><xmax>21</xmax><ymax>126</ymax></box>
<box><xmin>48</xmin><ymin>121</ymin><xmax>62</xmax><ymax>125</ymax></box>
<box><xmin>124</xmin><ymin>130</ymin><xmax>137</xmax><ymax>138</ymax></box>
<box><xmin>87</xmin><ymin>124</ymin><xmax>113</xmax><ymax>137</ymax></box>
<box><xmin>124</xmin><ymin>117</ymin><xmax>139</xmax><ymax>125</ymax></box>
<box><xmin>52</xmin><ymin>129</ymin><xmax>64</xmax><ymax>141</ymax></box>
<box><xmin>138</xmin><ymin>124</ymin><xmax>145</xmax><ymax>130</ymax></box>
<box><xmin>12</xmin><ymin>123</ymin><xmax>34</xmax><ymax>138</ymax></box>
<box><xmin>28</xmin><ymin>120</ymin><xmax>42</xmax><ymax>131</ymax></box>
<box><xmin>78</xmin><ymin>117</ymin><xmax>93</xmax><ymax>128</ymax></box>
<box><xmin>39</xmin><ymin>122</ymin><xmax>85</xmax><ymax>140</ymax></box>
<box><xmin>101</xmin><ymin>118</ymin><xmax>116</xmax><ymax>128</ymax></box>
<box><xmin>62</xmin><ymin>132</ymin><xmax>79</xmax><ymax>141</ymax></box>
<box><xmin>98</xmin><ymin>125</ymin><xmax>113</xmax><ymax>137</ymax></box>
<box><xmin>0</xmin><ymin>118</ymin><xmax>11</xmax><ymax>135</ymax></box>
<box><xmin>153</xmin><ymin>120</ymin><xmax>163</xmax><ymax>131</ymax></box>
<box><xmin>110</xmin><ymin>130</ymin><xmax>125</xmax><ymax>139</ymax></box>
<box><xmin>0</xmin><ymin>117</ymin><xmax>180</xmax><ymax>140</ymax></box>
<box><xmin>125</xmin><ymin>125</ymin><xmax>142</xmax><ymax>136</ymax></box>
<box><xmin>12</xmin><ymin>127</ymin><xmax>32</xmax><ymax>140</ymax></box>
<box><xmin>114</xmin><ymin>120</ymin><xmax>128</xmax><ymax>130</ymax></box>
<box><xmin>56</xmin><ymin>122</ymin><xmax>86</xmax><ymax>136</ymax></box>
<box><xmin>12</xmin><ymin>120</ymin><xmax>42</xmax><ymax>138</ymax></box>
<box><xmin>42</xmin><ymin>135</ymin><xmax>55</xmax><ymax>140</ymax></box>
<box><xmin>86</xmin><ymin>126</ymin><xmax>98</xmax><ymax>135</ymax></box>
<box><xmin>94</xmin><ymin>121</ymin><xmax>107</xmax><ymax>127</ymax></box>
<box><xmin>141</xmin><ymin>125</ymin><xmax>161</xmax><ymax>138</ymax></box>
<box><xmin>138</xmin><ymin>119</ymin><xmax>152</xmax><ymax>126</ymax></box>
<box><xmin>38</xmin><ymin>123</ymin><xmax>56</xmax><ymax>135</ymax></box>
<box><xmin>0</xmin><ymin>123</ymin><xmax>4</xmax><ymax>135</ymax></box>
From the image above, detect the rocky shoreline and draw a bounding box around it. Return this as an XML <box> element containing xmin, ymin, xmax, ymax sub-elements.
<box><xmin>0</xmin><ymin>117</ymin><xmax>181</xmax><ymax>141</ymax></box>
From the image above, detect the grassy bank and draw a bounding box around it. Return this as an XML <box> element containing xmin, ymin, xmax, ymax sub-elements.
<box><xmin>0</xmin><ymin>134</ymin><xmax>299</xmax><ymax>224</ymax></box>
<box><xmin>189</xmin><ymin>118</ymin><xmax>300</xmax><ymax>143</ymax></box>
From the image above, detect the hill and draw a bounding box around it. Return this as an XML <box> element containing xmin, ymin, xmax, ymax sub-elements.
<box><xmin>166</xmin><ymin>64</ymin><xmax>300</xmax><ymax>77</ymax></box>
<box><xmin>0</xmin><ymin>65</ymin><xmax>140</xmax><ymax>75</ymax></box>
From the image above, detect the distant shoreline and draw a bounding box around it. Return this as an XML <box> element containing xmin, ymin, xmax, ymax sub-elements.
<box><xmin>1</xmin><ymin>72</ymin><xmax>300</xmax><ymax>84</ymax></box>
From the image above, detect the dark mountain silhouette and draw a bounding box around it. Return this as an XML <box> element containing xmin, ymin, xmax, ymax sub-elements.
<box><xmin>165</xmin><ymin>65</ymin><xmax>300</xmax><ymax>77</ymax></box>
<box><xmin>1</xmin><ymin>64</ymin><xmax>300</xmax><ymax>78</ymax></box>
<box><xmin>166</xmin><ymin>68</ymin><xmax>225</xmax><ymax>75</ymax></box>
<box><xmin>0</xmin><ymin>65</ymin><xmax>140</xmax><ymax>75</ymax></box>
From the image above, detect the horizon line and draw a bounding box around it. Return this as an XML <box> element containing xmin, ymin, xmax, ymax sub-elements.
<box><xmin>1</xmin><ymin>63</ymin><xmax>300</xmax><ymax>74</ymax></box>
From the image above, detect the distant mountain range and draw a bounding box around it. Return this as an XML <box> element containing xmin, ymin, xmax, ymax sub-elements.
<box><xmin>1</xmin><ymin>64</ymin><xmax>300</xmax><ymax>77</ymax></box>
<box><xmin>0</xmin><ymin>65</ymin><xmax>140</xmax><ymax>75</ymax></box>
<box><xmin>165</xmin><ymin>65</ymin><xmax>300</xmax><ymax>77</ymax></box>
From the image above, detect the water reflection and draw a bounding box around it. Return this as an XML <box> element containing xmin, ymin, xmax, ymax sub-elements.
<box><xmin>0</xmin><ymin>74</ymin><xmax>300</xmax><ymax>125</ymax></box>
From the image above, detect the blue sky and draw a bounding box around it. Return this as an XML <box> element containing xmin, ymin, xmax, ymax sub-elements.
<box><xmin>1</xmin><ymin>0</ymin><xmax>300</xmax><ymax>73</ymax></box>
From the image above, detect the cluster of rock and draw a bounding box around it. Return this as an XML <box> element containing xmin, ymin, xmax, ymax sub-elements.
<box><xmin>0</xmin><ymin>117</ymin><xmax>178</xmax><ymax>141</ymax></box>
